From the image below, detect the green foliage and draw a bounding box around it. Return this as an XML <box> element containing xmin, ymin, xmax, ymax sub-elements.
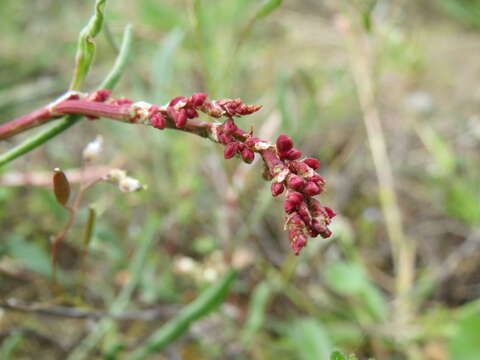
<box><xmin>128</xmin><ymin>269</ymin><xmax>237</xmax><ymax>359</ymax></box>
<box><xmin>1</xmin><ymin>0</ymin><xmax>480</xmax><ymax>359</ymax></box>
<box><xmin>287</xmin><ymin>318</ymin><xmax>332</xmax><ymax>360</ymax></box>
<box><xmin>330</xmin><ymin>350</ymin><xmax>359</xmax><ymax>360</ymax></box>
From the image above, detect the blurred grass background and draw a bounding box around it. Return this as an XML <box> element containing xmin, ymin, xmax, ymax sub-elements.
<box><xmin>1</xmin><ymin>0</ymin><xmax>480</xmax><ymax>359</ymax></box>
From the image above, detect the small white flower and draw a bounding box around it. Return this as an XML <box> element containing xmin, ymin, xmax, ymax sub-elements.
<box><xmin>83</xmin><ymin>135</ymin><xmax>103</xmax><ymax>162</ymax></box>
<box><xmin>104</xmin><ymin>169</ymin><xmax>126</xmax><ymax>183</ymax></box>
<box><xmin>119</xmin><ymin>176</ymin><xmax>144</xmax><ymax>192</ymax></box>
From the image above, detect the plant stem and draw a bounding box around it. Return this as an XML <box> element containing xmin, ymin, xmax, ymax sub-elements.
<box><xmin>337</xmin><ymin>16</ymin><xmax>415</xmax><ymax>324</ymax></box>
<box><xmin>0</xmin><ymin>24</ymin><xmax>133</xmax><ymax>168</ymax></box>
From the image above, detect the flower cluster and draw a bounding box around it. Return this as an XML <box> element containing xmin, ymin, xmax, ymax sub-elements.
<box><xmin>271</xmin><ymin>135</ymin><xmax>335</xmax><ymax>254</ymax></box>
<box><xmin>111</xmin><ymin>92</ymin><xmax>334</xmax><ymax>255</ymax></box>
<box><xmin>21</xmin><ymin>89</ymin><xmax>335</xmax><ymax>255</ymax></box>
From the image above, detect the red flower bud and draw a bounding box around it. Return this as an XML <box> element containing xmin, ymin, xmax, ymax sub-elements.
<box><xmin>286</xmin><ymin>191</ymin><xmax>304</xmax><ymax>206</ymax></box>
<box><xmin>287</xmin><ymin>175</ymin><xmax>304</xmax><ymax>191</ymax></box>
<box><xmin>224</xmin><ymin>142</ymin><xmax>238</xmax><ymax>159</ymax></box>
<box><xmin>244</xmin><ymin>137</ymin><xmax>258</xmax><ymax>148</ymax></box>
<box><xmin>169</xmin><ymin>96</ymin><xmax>186</xmax><ymax>107</ymax></box>
<box><xmin>324</xmin><ymin>206</ymin><xmax>336</xmax><ymax>219</ymax></box>
<box><xmin>190</xmin><ymin>93</ymin><xmax>208</xmax><ymax>106</ymax></box>
<box><xmin>312</xmin><ymin>219</ymin><xmax>326</xmax><ymax>234</ymax></box>
<box><xmin>285</xmin><ymin>148</ymin><xmax>302</xmax><ymax>161</ymax></box>
<box><xmin>219</xmin><ymin>133</ymin><xmax>232</xmax><ymax>145</ymax></box>
<box><xmin>291</xmin><ymin>232</ymin><xmax>307</xmax><ymax>255</ymax></box>
<box><xmin>241</xmin><ymin>148</ymin><xmax>255</xmax><ymax>163</ymax></box>
<box><xmin>185</xmin><ymin>108</ymin><xmax>199</xmax><ymax>118</ymax></box>
<box><xmin>284</xmin><ymin>200</ymin><xmax>297</xmax><ymax>214</ymax></box>
<box><xmin>151</xmin><ymin>113</ymin><xmax>166</xmax><ymax>129</ymax></box>
<box><xmin>290</xmin><ymin>161</ymin><xmax>310</xmax><ymax>175</ymax></box>
<box><xmin>306</xmin><ymin>174</ymin><xmax>325</xmax><ymax>186</ymax></box>
<box><xmin>297</xmin><ymin>202</ymin><xmax>311</xmax><ymax>224</ymax></box>
<box><xmin>175</xmin><ymin>109</ymin><xmax>188</xmax><ymax>128</ymax></box>
<box><xmin>223</xmin><ymin>118</ymin><xmax>238</xmax><ymax>135</ymax></box>
<box><xmin>303</xmin><ymin>182</ymin><xmax>321</xmax><ymax>196</ymax></box>
<box><xmin>271</xmin><ymin>182</ymin><xmax>284</xmax><ymax>197</ymax></box>
<box><xmin>319</xmin><ymin>228</ymin><xmax>332</xmax><ymax>239</ymax></box>
<box><xmin>303</xmin><ymin>157</ymin><xmax>320</xmax><ymax>170</ymax></box>
<box><xmin>308</xmin><ymin>198</ymin><xmax>322</xmax><ymax>217</ymax></box>
<box><xmin>90</xmin><ymin>89</ymin><xmax>111</xmax><ymax>102</ymax></box>
<box><xmin>276</xmin><ymin>134</ymin><xmax>294</xmax><ymax>153</ymax></box>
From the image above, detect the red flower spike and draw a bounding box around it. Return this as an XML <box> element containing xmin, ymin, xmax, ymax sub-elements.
<box><xmin>271</xmin><ymin>182</ymin><xmax>284</xmax><ymax>197</ymax></box>
<box><xmin>285</xmin><ymin>148</ymin><xmax>302</xmax><ymax>161</ymax></box>
<box><xmin>224</xmin><ymin>142</ymin><xmax>238</xmax><ymax>159</ymax></box>
<box><xmin>287</xmin><ymin>175</ymin><xmax>304</xmax><ymax>191</ymax></box>
<box><xmin>276</xmin><ymin>134</ymin><xmax>294</xmax><ymax>153</ymax></box>
<box><xmin>303</xmin><ymin>157</ymin><xmax>320</xmax><ymax>170</ymax></box>
<box><xmin>241</xmin><ymin>148</ymin><xmax>255</xmax><ymax>163</ymax></box>
<box><xmin>303</xmin><ymin>182</ymin><xmax>321</xmax><ymax>196</ymax></box>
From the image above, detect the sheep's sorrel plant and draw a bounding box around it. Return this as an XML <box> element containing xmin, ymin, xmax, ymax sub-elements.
<box><xmin>0</xmin><ymin>1</ymin><xmax>335</xmax><ymax>357</ymax></box>
<box><xmin>0</xmin><ymin>4</ymin><xmax>334</xmax><ymax>258</ymax></box>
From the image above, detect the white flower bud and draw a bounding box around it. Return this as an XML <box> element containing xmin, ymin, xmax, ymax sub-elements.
<box><xmin>119</xmin><ymin>176</ymin><xmax>144</xmax><ymax>192</ymax></box>
<box><xmin>83</xmin><ymin>135</ymin><xmax>103</xmax><ymax>162</ymax></box>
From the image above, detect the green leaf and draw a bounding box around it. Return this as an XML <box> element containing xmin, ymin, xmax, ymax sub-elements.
<box><xmin>70</xmin><ymin>0</ymin><xmax>107</xmax><ymax>90</ymax></box>
<box><xmin>324</xmin><ymin>261</ymin><xmax>367</xmax><ymax>295</ymax></box>
<box><xmin>100</xmin><ymin>24</ymin><xmax>134</xmax><ymax>91</ymax></box>
<box><xmin>324</xmin><ymin>261</ymin><xmax>387</xmax><ymax>322</ymax></box>
<box><xmin>241</xmin><ymin>281</ymin><xmax>272</xmax><ymax>344</ymax></box>
<box><xmin>255</xmin><ymin>0</ymin><xmax>284</xmax><ymax>19</ymax></box>
<box><xmin>0</xmin><ymin>331</ymin><xmax>24</xmax><ymax>360</ymax></box>
<box><xmin>330</xmin><ymin>351</ymin><xmax>346</xmax><ymax>360</ymax></box>
<box><xmin>6</xmin><ymin>236</ymin><xmax>52</xmax><ymax>278</ymax></box>
<box><xmin>449</xmin><ymin>312</ymin><xmax>480</xmax><ymax>360</ymax></box>
<box><xmin>128</xmin><ymin>269</ymin><xmax>237</xmax><ymax>360</ymax></box>
<box><xmin>139</xmin><ymin>0</ymin><xmax>184</xmax><ymax>31</ymax></box>
<box><xmin>151</xmin><ymin>28</ymin><xmax>185</xmax><ymax>104</ymax></box>
<box><xmin>288</xmin><ymin>318</ymin><xmax>332</xmax><ymax>360</ymax></box>
<box><xmin>82</xmin><ymin>206</ymin><xmax>96</xmax><ymax>248</ymax></box>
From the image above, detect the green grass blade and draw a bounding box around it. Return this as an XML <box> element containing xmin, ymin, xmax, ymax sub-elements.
<box><xmin>128</xmin><ymin>269</ymin><xmax>237</xmax><ymax>360</ymax></box>
<box><xmin>100</xmin><ymin>24</ymin><xmax>133</xmax><ymax>90</ymax></box>
<box><xmin>255</xmin><ymin>0</ymin><xmax>283</xmax><ymax>19</ymax></box>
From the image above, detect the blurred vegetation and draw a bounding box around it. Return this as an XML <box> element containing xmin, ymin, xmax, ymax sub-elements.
<box><xmin>1</xmin><ymin>0</ymin><xmax>480</xmax><ymax>359</ymax></box>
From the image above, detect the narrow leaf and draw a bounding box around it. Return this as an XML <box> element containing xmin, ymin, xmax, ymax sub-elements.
<box><xmin>53</xmin><ymin>168</ymin><xmax>71</xmax><ymax>206</ymax></box>
<box><xmin>128</xmin><ymin>269</ymin><xmax>237</xmax><ymax>360</ymax></box>
<box><xmin>70</xmin><ymin>0</ymin><xmax>107</xmax><ymax>90</ymax></box>
<box><xmin>83</xmin><ymin>206</ymin><xmax>96</xmax><ymax>247</ymax></box>
<box><xmin>255</xmin><ymin>0</ymin><xmax>283</xmax><ymax>19</ymax></box>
